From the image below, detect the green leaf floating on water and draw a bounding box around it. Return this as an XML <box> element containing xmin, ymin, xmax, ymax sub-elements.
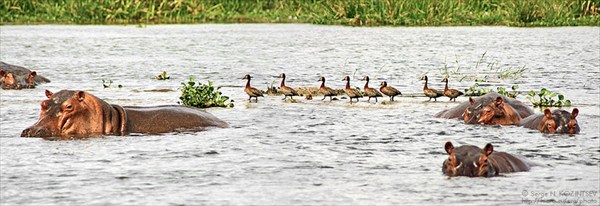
<box><xmin>527</xmin><ymin>88</ymin><xmax>572</xmax><ymax>108</ymax></box>
<box><xmin>179</xmin><ymin>77</ymin><xmax>234</xmax><ymax>108</ymax></box>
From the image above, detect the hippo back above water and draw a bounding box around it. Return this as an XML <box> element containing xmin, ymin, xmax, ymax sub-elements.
<box><xmin>21</xmin><ymin>90</ymin><xmax>229</xmax><ymax>139</ymax></box>
<box><xmin>519</xmin><ymin>108</ymin><xmax>580</xmax><ymax>134</ymax></box>
<box><xmin>435</xmin><ymin>92</ymin><xmax>534</xmax><ymax>125</ymax></box>
<box><xmin>442</xmin><ymin>141</ymin><xmax>530</xmax><ymax>177</ymax></box>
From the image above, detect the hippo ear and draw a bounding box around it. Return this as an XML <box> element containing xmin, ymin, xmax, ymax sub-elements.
<box><xmin>494</xmin><ymin>97</ymin><xmax>503</xmax><ymax>105</ymax></box>
<box><xmin>29</xmin><ymin>71</ymin><xmax>37</xmax><ymax>77</ymax></box>
<box><xmin>571</xmin><ymin>108</ymin><xmax>579</xmax><ymax>119</ymax></box>
<box><xmin>444</xmin><ymin>141</ymin><xmax>455</xmax><ymax>155</ymax></box>
<box><xmin>45</xmin><ymin>90</ymin><xmax>54</xmax><ymax>98</ymax></box>
<box><xmin>75</xmin><ymin>91</ymin><xmax>85</xmax><ymax>102</ymax></box>
<box><xmin>544</xmin><ymin>108</ymin><xmax>552</xmax><ymax>118</ymax></box>
<box><xmin>469</xmin><ymin>97</ymin><xmax>475</xmax><ymax>105</ymax></box>
<box><xmin>482</xmin><ymin>143</ymin><xmax>494</xmax><ymax>156</ymax></box>
<box><xmin>0</xmin><ymin>70</ymin><xmax>5</xmax><ymax>77</ymax></box>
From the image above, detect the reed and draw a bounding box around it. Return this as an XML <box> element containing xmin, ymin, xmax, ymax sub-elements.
<box><xmin>1</xmin><ymin>0</ymin><xmax>598</xmax><ymax>26</ymax></box>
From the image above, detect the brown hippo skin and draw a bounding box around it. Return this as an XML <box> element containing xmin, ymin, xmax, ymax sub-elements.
<box><xmin>21</xmin><ymin>90</ymin><xmax>229</xmax><ymax>139</ymax></box>
<box><xmin>519</xmin><ymin>108</ymin><xmax>580</xmax><ymax>134</ymax></box>
<box><xmin>434</xmin><ymin>92</ymin><xmax>533</xmax><ymax>125</ymax></box>
<box><xmin>442</xmin><ymin>141</ymin><xmax>530</xmax><ymax>177</ymax></box>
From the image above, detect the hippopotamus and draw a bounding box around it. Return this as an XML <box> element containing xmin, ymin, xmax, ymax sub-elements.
<box><xmin>1</xmin><ymin>70</ymin><xmax>37</xmax><ymax>89</ymax></box>
<box><xmin>0</xmin><ymin>62</ymin><xmax>50</xmax><ymax>89</ymax></box>
<box><xmin>435</xmin><ymin>92</ymin><xmax>534</xmax><ymax>125</ymax></box>
<box><xmin>442</xmin><ymin>141</ymin><xmax>530</xmax><ymax>177</ymax></box>
<box><xmin>21</xmin><ymin>90</ymin><xmax>229</xmax><ymax>139</ymax></box>
<box><xmin>519</xmin><ymin>108</ymin><xmax>580</xmax><ymax>134</ymax></box>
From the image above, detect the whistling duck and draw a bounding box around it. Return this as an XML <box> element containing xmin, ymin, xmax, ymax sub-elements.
<box><xmin>277</xmin><ymin>73</ymin><xmax>298</xmax><ymax>100</ymax></box>
<box><xmin>342</xmin><ymin>76</ymin><xmax>362</xmax><ymax>104</ymax></box>
<box><xmin>243</xmin><ymin>74</ymin><xmax>263</xmax><ymax>102</ymax></box>
<box><xmin>441</xmin><ymin>78</ymin><xmax>464</xmax><ymax>101</ymax></box>
<box><xmin>420</xmin><ymin>75</ymin><xmax>443</xmax><ymax>101</ymax></box>
<box><xmin>379</xmin><ymin>81</ymin><xmax>402</xmax><ymax>101</ymax></box>
<box><xmin>318</xmin><ymin>76</ymin><xmax>337</xmax><ymax>101</ymax></box>
<box><xmin>361</xmin><ymin>76</ymin><xmax>383</xmax><ymax>102</ymax></box>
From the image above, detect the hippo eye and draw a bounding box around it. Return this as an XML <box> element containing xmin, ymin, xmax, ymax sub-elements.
<box><xmin>65</xmin><ymin>104</ymin><xmax>73</xmax><ymax>110</ymax></box>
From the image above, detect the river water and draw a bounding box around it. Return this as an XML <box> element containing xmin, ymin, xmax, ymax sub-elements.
<box><xmin>1</xmin><ymin>25</ymin><xmax>599</xmax><ymax>205</ymax></box>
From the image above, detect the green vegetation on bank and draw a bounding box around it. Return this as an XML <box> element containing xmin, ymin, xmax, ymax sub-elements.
<box><xmin>1</xmin><ymin>0</ymin><xmax>599</xmax><ymax>26</ymax></box>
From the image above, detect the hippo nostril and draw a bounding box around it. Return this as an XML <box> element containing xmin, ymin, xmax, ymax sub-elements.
<box><xmin>34</xmin><ymin>128</ymin><xmax>52</xmax><ymax>137</ymax></box>
<box><xmin>22</xmin><ymin>127</ymin><xmax>52</xmax><ymax>137</ymax></box>
<box><xmin>20</xmin><ymin>128</ymin><xmax>31</xmax><ymax>137</ymax></box>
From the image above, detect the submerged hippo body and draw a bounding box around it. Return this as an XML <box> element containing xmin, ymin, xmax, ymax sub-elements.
<box><xmin>519</xmin><ymin>108</ymin><xmax>580</xmax><ymax>134</ymax></box>
<box><xmin>1</xmin><ymin>62</ymin><xmax>50</xmax><ymax>89</ymax></box>
<box><xmin>21</xmin><ymin>90</ymin><xmax>228</xmax><ymax>139</ymax></box>
<box><xmin>442</xmin><ymin>142</ymin><xmax>530</xmax><ymax>177</ymax></box>
<box><xmin>435</xmin><ymin>92</ymin><xmax>533</xmax><ymax>125</ymax></box>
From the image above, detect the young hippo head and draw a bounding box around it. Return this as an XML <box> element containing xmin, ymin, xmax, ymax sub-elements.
<box><xmin>539</xmin><ymin>109</ymin><xmax>557</xmax><ymax>133</ymax></box>
<box><xmin>21</xmin><ymin>90</ymin><xmax>126</xmax><ymax>139</ymax></box>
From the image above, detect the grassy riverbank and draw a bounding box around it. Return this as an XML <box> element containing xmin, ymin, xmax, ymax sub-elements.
<box><xmin>1</xmin><ymin>0</ymin><xmax>599</xmax><ymax>26</ymax></box>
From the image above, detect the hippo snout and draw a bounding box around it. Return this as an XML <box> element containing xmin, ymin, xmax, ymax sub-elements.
<box><xmin>21</xmin><ymin>127</ymin><xmax>52</xmax><ymax>137</ymax></box>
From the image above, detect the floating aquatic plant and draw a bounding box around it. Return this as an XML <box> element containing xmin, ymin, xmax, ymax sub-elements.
<box><xmin>179</xmin><ymin>77</ymin><xmax>234</xmax><ymax>108</ymax></box>
<box><xmin>464</xmin><ymin>83</ymin><xmax>519</xmax><ymax>98</ymax></box>
<box><xmin>527</xmin><ymin>88</ymin><xmax>571</xmax><ymax>107</ymax></box>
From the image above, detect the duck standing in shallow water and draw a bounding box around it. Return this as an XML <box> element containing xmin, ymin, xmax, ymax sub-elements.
<box><xmin>361</xmin><ymin>76</ymin><xmax>383</xmax><ymax>102</ymax></box>
<box><xmin>379</xmin><ymin>81</ymin><xmax>402</xmax><ymax>101</ymax></box>
<box><xmin>420</xmin><ymin>75</ymin><xmax>443</xmax><ymax>101</ymax></box>
<box><xmin>277</xmin><ymin>73</ymin><xmax>298</xmax><ymax>100</ymax></box>
<box><xmin>441</xmin><ymin>77</ymin><xmax>464</xmax><ymax>101</ymax></box>
<box><xmin>242</xmin><ymin>74</ymin><xmax>263</xmax><ymax>103</ymax></box>
<box><xmin>318</xmin><ymin>76</ymin><xmax>337</xmax><ymax>101</ymax></box>
<box><xmin>342</xmin><ymin>76</ymin><xmax>362</xmax><ymax>104</ymax></box>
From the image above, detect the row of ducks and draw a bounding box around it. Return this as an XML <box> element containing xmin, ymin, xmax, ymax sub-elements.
<box><xmin>243</xmin><ymin>73</ymin><xmax>464</xmax><ymax>103</ymax></box>
<box><xmin>421</xmin><ymin>75</ymin><xmax>464</xmax><ymax>102</ymax></box>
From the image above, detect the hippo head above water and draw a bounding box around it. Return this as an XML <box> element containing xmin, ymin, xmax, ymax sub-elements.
<box><xmin>21</xmin><ymin>89</ymin><xmax>228</xmax><ymax>139</ymax></box>
<box><xmin>555</xmin><ymin>108</ymin><xmax>579</xmax><ymax>134</ymax></box>
<box><xmin>21</xmin><ymin>90</ymin><xmax>127</xmax><ymax>138</ymax></box>
<box><xmin>442</xmin><ymin>141</ymin><xmax>530</xmax><ymax>177</ymax></box>
<box><xmin>464</xmin><ymin>97</ymin><xmax>522</xmax><ymax>125</ymax></box>
<box><xmin>539</xmin><ymin>109</ymin><xmax>558</xmax><ymax>133</ymax></box>
<box><xmin>443</xmin><ymin>142</ymin><xmax>496</xmax><ymax>177</ymax></box>
<box><xmin>0</xmin><ymin>69</ymin><xmax>37</xmax><ymax>89</ymax></box>
<box><xmin>520</xmin><ymin>108</ymin><xmax>580</xmax><ymax>135</ymax></box>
